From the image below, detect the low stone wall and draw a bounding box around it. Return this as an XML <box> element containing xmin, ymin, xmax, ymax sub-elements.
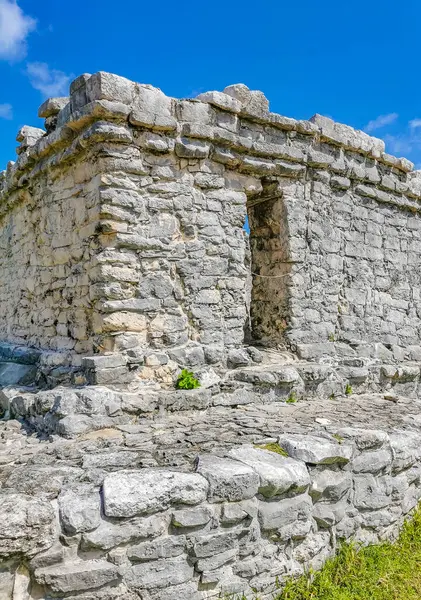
<box><xmin>1</xmin><ymin>427</ymin><xmax>421</xmax><ymax>599</ymax></box>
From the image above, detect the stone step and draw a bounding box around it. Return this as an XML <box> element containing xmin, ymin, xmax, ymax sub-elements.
<box><xmin>2</xmin><ymin>358</ymin><xmax>421</xmax><ymax>439</ymax></box>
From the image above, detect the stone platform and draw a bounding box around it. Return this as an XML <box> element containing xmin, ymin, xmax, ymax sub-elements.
<box><xmin>1</xmin><ymin>380</ymin><xmax>421</xmax><ymax>599</ymax></box>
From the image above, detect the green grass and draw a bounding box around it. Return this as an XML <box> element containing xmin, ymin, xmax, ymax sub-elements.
<box><xmin>277</xmin><ymin>505</ymin><xmax>421</xmax><ymax>600</ymax></box>
<box><xmin>254</xmin><ymin>443</ymin><xmax>289</xmax><ymax>457</ymax></box>
<box><xmin>286</xmin><ymin>391</ymin><xmax>297</xmax><ymax>404</ymax></box>
<box><xmin>228</xmin><ymin>505</ymin><xmax>421</xmax><ymax>600</ymax></box>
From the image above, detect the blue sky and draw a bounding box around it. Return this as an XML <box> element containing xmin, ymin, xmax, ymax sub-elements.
<box><xmin>1</xmin><ymin>0</ymin><xmax>421</xmax><ymax>170</ymax></box>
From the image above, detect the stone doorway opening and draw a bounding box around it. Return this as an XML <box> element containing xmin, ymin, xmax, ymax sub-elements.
<box><xmin>245</xmin><ymin>179</ymin><xmax>291</xmax><ymax>348</ymax></box>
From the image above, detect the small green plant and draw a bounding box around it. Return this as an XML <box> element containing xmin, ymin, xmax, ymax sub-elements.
<box><xmin>329</xmin><ymin>392</ymin><xmax>336</xmax><ymax>400</ymax></box>
<box><xmin>345</xmin><ymin>383</ymin><xmax>352</xmax><ymax>396</ymax></box>
<box><xmin>255</xmin><ymin>443</ymin><xmax>289</xmax><ymax>458</ymax></box>
<box><xmin>328</xmin><ymin>332</ymin><xmax>335</xmax><ymax>342</ymax></box>
<box><xmin>175</xmin><ymin>369</ymin><xmax>200</xmax><ymax>390</ymax></box>
<box><xmin>286</xmin><ymin>391</ymin><xmax>297</xmax><ymax>404</ymax></box>
<box><xmin>332</xmin><ymin>433</ymin><xmax>344</xmax><ymax>444</ymax></box>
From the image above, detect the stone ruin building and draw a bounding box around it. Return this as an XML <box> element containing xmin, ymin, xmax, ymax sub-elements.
<box><xmin>2</xmin><ymin>71</ymin><xmax>421</xmax><ymax>598</ymax></box>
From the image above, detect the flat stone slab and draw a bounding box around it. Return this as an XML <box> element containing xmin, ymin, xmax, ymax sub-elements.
<box><xmin>35</xmin><ymin>560</ymin><xmax>120</xmax><ymax>593</ymax></box>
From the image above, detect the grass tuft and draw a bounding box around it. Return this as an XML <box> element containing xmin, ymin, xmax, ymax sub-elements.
<box><xmin>227</xmin><ymin>505</ymin><xmax>421</xmax><ymax>600</ymax></box>
<box><xmin>255</xmin><ymin>443</ymin><xmax>289</xmax><ymax>458</ymax></box>
<box><xmin>286</xmin><ymin>391</ymin><xmax>297</xmax><ymax>404</ymax></box>
<box><xmin>277</xmin><ymin>504</ymin><xmax>421</xmax><ymax>600</ymax></box>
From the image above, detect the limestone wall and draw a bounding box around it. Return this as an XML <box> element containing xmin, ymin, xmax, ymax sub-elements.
<box><xmin>2</xmin><ymin>71</ymin><xmax>421</xmax><ymax>385</ymax></box>
<box><xmin>1</xmin><ymin>425</ymin><xmax>421</xmax><ymax>599</ymax></box>
<box><xmin>0</xmin><ymin>151</ymin><xmax>100</xmax><ymax>358</ymax></box>
<box><xmin>289</xmin><ymin>115</ymin><xmax>421</xmax><ymax>362</ymax></box>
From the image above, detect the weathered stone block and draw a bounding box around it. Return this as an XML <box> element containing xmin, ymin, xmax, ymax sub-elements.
<box><xmin>189</xmin><ymin>531</ymin><xmax>239</xmax><ymax>558</ymax></box>
<box><xmin>228</xmin><ymin>446</ymin><xmax>310</xmax><ymax>497</ymax></box>
<box><xmin>130</xmin><ymin>85</ymin><xmax>176</xmax><ymax>131</ymax></box>
<box><xmin>220</xmin><ymin>499</ymin><xmax>258</xmax><ymax>524</ymax></box>
<box><xmin>278</xmin><ymin>435</ymin><xmax>353</xmax><ymax>465</ymax></box>
<box><xmin>333</xmin><ymin>428</ymin><xmax>389</xmax><ymax>451</ymax></box>
<box><xmin>58</xmin><ymin>485</ymin><xmax>101</xmax><ymax>535</ymax></box>
<box><xmin>309</xmin><ymin>468</ymin><xmax>352</xmax><ymax>502</ymax></box>
<box><xmin>172</xmin><ymin>507</ymin><xmax>213</xmax><ymax>528</ymax></box>
<box><xmin>352</xmin><ymin>449</ymin><xmax>392</xmax><ymax>474</ymax></box>
<box><xmin>353</xmin><ymin>475</ymin><xmax>393</xmax><ymax>510</ymax></box>
<box><xmin>390</xmin><ymin>432</ymin><xmax>421</xmax><ymax>473</ymax></box>
<box><xmin>257</xmin><ymin>495</ymin><xmax>313</xmax><ymax>539</ymax></box>
<box><xmin>103</xmin><ymin>470</ymin><xmax>208</xmax><ymax>517</ymax></box>
<box><xmin>313</xmin><ymin>500</ymin><xmax>347</xmax><ymax>528</ymax></box>
<box><xmin>196</xmin><ymin>455</ymin><xmax>259</xmax><ymax>502</ymax></box>
<box><xmin>35</xmin><ymin>560</ymin><xmax>120</xmax><ymax>593</ymax></box>
<box><xmin>0</xmin><ymin>493</ymin><xmax>55</xmax><ymax>558</ymax></box>
<box><xmin>86</xmin><ymin>71</ymin><xmax>135</xmax><ymax>105</ymax></box>
<box><xmin>82</xmin><ymin>514</ymin><xmax>168</xmax><ymax>550</ymax></box>
<box><xmin>175</xmin><ymin>138</ymin><xmax>210</xmax><ymax>159</ymax></box>
<box><xmin>197</xmin><ymin>91</ymin><xmax>242</xmax><ymax>113</ymax></box>
<box><xmin>125</xmin><ymin>556</ymin><xmax>193</xmax><ymax>589</ymax></box>
<box><xmin>38</xmin><ymin>97</ymin><xmax>69</xmax><ymax>122</ymax></box>
<box><xmin>196</xmin><ymin>548</ymin><xmax>238</xmax><ymax>572</ymax></box>
<box><xmin>0</xmin><ymin>363</ymin><xmax>37</xmax><ymax>387</ymax></box>
<box><xmin>128</xmin><ymin>536</ymin><xmax>186</xmax><ymax>562</ymax></box>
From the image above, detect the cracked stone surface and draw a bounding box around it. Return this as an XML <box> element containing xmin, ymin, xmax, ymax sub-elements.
<box><xmin>1</xmin><ymin>392</ymin><xmax>420</xmax><ymax>474</ymax></box>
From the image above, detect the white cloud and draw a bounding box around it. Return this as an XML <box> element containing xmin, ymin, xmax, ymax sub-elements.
<box><xmin>0</xmin><ymin>0</ymin><xmax>36</xmax><ymax>60</ymax></box>
<box><xmin>26</xmin><ymin>62</ymin><xmax>73</xmax><ymax>97</ymax></box>
<box><xmin>371</xmin><ymin>116</ymin><xmax>421</xmax><ymax>166</ymax></box>
<box><xmin>383</xmin><ymin>133</ymin><xmax>414</xmax><ymax>156</ymax></box>
<box><xmin>0</xmin><ymin>102</ymin><xmax>12</xmax><ymax>119</ymax></box>
<box><xmin>364</xmin><ymin>112</ymin><xmax>399</xmax><ymax>133</ymax></box>
<box><xmin>409</xmin><ymin>118</ymin><xmax>421</xmax><ymax>130</ymax></box>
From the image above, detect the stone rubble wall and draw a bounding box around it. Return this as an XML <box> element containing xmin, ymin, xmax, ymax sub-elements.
<box><xmin>291</xmin><ymin>114</ymin><xmax>421</xmax><ymax>362</ymax></box>
<box><xmin>0</xmin><ymin>144</ymin><xmax>102</xmax><ymax>361</ymax></box>
<box><xmin>1</xmin><ymin>429</ymin><xmax>421</xmax><ymax>599</ymax></box>
<box><xmin>2</xmin><ymin>72</ymin><xmax>421</xmax><ymax>386</ymax></box>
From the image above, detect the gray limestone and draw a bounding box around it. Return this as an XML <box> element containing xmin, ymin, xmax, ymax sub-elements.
<box><xmin>278</xmin><ymin>434</ymin><xmax>353</xmax><ymax>465</ymax></box>
<box><xmin>0</xmin><ymin>493</ymin><xmax>55</xmax><ymax>557</ymax></box>
<box><xmin>309</xmin><ymin>469</ymin><xmax>352</xmax><ymax>502</ymax></box>
<box><xmin>126</xmin><ymin>557</ymin><xmax>193</xmax><ymax>589</ymax></box>
<box><xmin>196</xmin><ymin>455</ymin><xmax>259</xmax><ymax>502</ymax></box>
<box><xmin>228</xmin><ymin>445</ymin><xmax>310</xmax><ymax>497</ymax></box>
<box><xmin>103</xmin><ymin>470</ymin><xmax>209</xmax><ymax>517</ymax></box>
<box><xmin>35</xmin><ymin>560</ymin><xmax>121</xmax><ymax>593</ymax></box>
<box><xmin>257</xmin><ymin>494</ymin><xmax>313</xmax><ymax>539</ymax></box>
<box><xmin>58</xmin><ymin>486</ymin><xmax>101</xmax><ymax>535</ymax></box>
<box><xmin>82</xmin><ymin>515</ymin><xmax>168</xmax><ymax>551</ymax></box>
